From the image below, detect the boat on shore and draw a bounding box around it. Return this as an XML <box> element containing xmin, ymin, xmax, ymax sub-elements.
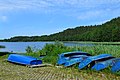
<box><xmin>91</xmin><ymin>58</ymin><xmax>116</xmax><ymax>71</ymax></box>
<box><xmin>7</xmin><ymin>54</ymin><xmax>42</xmax><ymax>65</ymax></box>
<box><xmin>78</xmin><ymin>54</ymin><xmax>114</xmax><ymax>69</ymax></box>
<box><xmin>57</xmin><ymin>51</ymin><xmax>91</xmax><ymax>65</ymax></box>
<box><xmin>64</xmin><ymin>55</ymin><xmax>89</xmax><ymax>67</ymax></box>
<box><xmin>111</xmin><ymin>58</ymin><xmax>120</xmax><ymax>72</ymax></box>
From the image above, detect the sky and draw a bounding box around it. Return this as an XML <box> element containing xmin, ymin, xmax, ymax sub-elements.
<box><xmin>0</xmin><ymin>0</ymin><xmax>120</xmax><ymax>39</ymax></box>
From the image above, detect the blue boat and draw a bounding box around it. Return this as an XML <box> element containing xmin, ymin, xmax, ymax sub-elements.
<box><xmin>91</xmin><ymin>58</ymin><xmax>116</xmax><ymax>71</ymax></box>
<box><xmin>111</xmin><ymin>58</ymin><xmax>120</xmax><ymax>72</ymax></box>
<box><xmin>7</xmin><ymin>54</ymin><xmax>42</xmax><ymax>65</ymax></box>
<box><xmin>57</xmin><ymin>51</ymin><xmax>91</xmax><ymax>65</ymax></box>
<box><xmin>64</xmin><ymin>55</ymin><xmax>89</xmax><ymax>67</ymax></box>
<box><xmin>78</xmin><ymin>54</ymin><xmax>113</xmax><ymax>69</ymax></box>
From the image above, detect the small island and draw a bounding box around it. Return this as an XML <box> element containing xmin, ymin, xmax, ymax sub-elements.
<box><xmin>0</xmin><ymin>45</ymin><xmax>5</xmax><ymax>48</ymax></box>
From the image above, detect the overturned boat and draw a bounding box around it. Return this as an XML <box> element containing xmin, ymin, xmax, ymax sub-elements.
<box><xmin>57</xmin><ymin>51</ymin><xmax>91</xmax><ymax>65</ymax></box>
<box><xmin>91</xmin><ymin>58</ymin><xmax>116</xmax><ymax>71</ymax></box>
<box><xmin>111</xmin><ymin>58</ymin><xmax>120</xmax><ymax>72</ymax></box>
<box><xmin>64</xmin><ymin>55</ymin><xmax>89</xmax><ymax>67</ymax></box>
<box><xmin>7</xmin><ymin>54</ymin><xmax>42</xmax><ymax>65</ymax></box>
<box><xmin>78</xmin><ymin>54</ymin><xmax>114</xmax><ymax>69</ymax></box>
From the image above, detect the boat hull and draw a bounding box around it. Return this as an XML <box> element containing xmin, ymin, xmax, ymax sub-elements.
<box><xmin>91</xmin><ymin>58</ymin><xmax>116</xmax><ymax>71</ymax></box>
<box><xmin>111</xmin><ymin>58</ymin><xmax>120</xmax><ymax>72</ymax></box>
<box><xmin>64</xmin><ymin>55</ymin><xmax>88</xmax><ymax>67</ymax></box>
<box><xmin>8</xmin><ymin>54</ymin><xmax>42</xmax><ymax>65</ymax></box>
<box><xmin>57</xmin><ymin>51</ymin><xmax>91</xmax><ymax>65</ymax></box>
<box><xmin>78</xmin><ymin>54</ymin><xmax>113</xmax><ymax>69</ymax></box>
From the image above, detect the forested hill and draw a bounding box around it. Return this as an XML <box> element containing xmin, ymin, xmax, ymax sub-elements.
<box><xmin>2</xmin><ymin>17</ymin><xmax>120</xmax><ymax>42</ymax></box>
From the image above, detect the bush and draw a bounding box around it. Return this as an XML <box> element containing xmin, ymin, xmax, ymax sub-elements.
<box><xmin>41</xmin><ymin>42</ymin><xmax>76</xmax><ymax>64</ymax></box>
<box><xmin>26</xmin><ymin>46</ymin><xmax>33</xmax><ymax>53</ymax></box>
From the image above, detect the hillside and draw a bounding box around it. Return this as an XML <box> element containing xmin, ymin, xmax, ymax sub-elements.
<box><xmin>1</xmin><ymin>17</ymin><xmax>120</xmax><ymax>42</ymax></box>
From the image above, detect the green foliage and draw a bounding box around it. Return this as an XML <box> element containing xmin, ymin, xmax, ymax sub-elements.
<box><xmin>25</xmin><ymin>47</ymin><xmax>44</xmax><ymax>59</ymax></box>
<box><xmin>25</xmin><ymin>42</ymin><xmax>77</xmax><ymax>64</ymax></box>
<box><xmin>41</xmin><ymin>42</ymin><xmax>75</xmax><ymax>65</ymax></box>
<box><xmin>26</xmin><ymin>46</ymin><xmax>33</xmax><ymax>53</ymax></box>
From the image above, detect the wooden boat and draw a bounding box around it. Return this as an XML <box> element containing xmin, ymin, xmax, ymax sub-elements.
<box><xmin>91</xmin><ymin>58</ymin><xmax>116</xmax><ymax>71</ymax></box>
<box><xmin>57</xmin><ymin>51</ymin><xmax>91</xmax><ymax>65</ymax></box>
<box><xmin>7</xmin><ymin>54</ymin><xmax>42</xmax><ymax>65</ymax></box>
<box><xmin>78</xmin><ymin>54</ymin><xmax>113</xmax><ymax>69</ymax></box>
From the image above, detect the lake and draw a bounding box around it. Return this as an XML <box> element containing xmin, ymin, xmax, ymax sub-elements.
<box><xmin>0</xmin><ymin>42</ymin><xmax>93</xmax><ymax>53</ymax></box>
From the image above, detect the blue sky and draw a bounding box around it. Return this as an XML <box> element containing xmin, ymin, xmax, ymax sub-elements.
<box><xmin>0</xmin><ymin>0</ymin><xmax>120</xmax><ymax>39</ymax></box>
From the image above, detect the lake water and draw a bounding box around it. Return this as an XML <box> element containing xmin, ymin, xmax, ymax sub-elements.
<box><xmin>0</xmin><ymin>42</ymin><xmax>93</xmax><ymax>53</ymax></box>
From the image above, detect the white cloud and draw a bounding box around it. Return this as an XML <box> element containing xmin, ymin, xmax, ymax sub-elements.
<box><xmin>0</xmin><ymin>0</ymin><xmax>120</xmax><ymax>12</ymax></box>
<box><xmin>0</xmin><ymin>16</ymin><xmax>7</xmax><ymax>22</ymax></box>
<box><xmin>0</xmin><ymin>0</ymin><xmax>51</xmax><ymax>12</ymax></box>
<box><xmin>0</xmin><ymin>0</ymin><xmax>120</xmax><ymax>22</ymax></box>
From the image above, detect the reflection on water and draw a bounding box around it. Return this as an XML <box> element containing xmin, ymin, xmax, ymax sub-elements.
<box><xmin>0</xmin><ymin>42</ymin><xmax>94</xmax><ymax>53</ymax></box>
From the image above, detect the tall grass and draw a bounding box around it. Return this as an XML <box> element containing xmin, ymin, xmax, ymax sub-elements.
<box><xmin>69</xmin><ymin>41</ymin><xmax>120</xmax><ymax>45</ymax></box>
<box><xmin>26</xmin><ymin>42</ymin><xmax>120</xmax><ymax>64</ymax></box>
<box><xmin>26</xmin><ymin>42</ymin><xmax>76</xmax><ymax>65</ymax></box>
<box><xmin>74</xmin><ymin>45</ymin><xmax>120</xmax><ymax>57</ymax></box>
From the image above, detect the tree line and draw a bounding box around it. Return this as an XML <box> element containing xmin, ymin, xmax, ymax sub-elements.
<box><xmin>1</xmin><ymin>17</ymin><xmax>120</xmax><ymax>42</ymax></box>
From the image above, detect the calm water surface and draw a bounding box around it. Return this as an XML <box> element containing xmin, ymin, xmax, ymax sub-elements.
<box><xmin>0</xmin><ymin>42</ymin><xmax>93</xmax><ymax>53</ymax></box>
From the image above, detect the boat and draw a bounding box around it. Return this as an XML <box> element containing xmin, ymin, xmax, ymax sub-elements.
<box><xmin>7</xmin><ymin>54</ymin><xmax>42</xmax><ymax>65</ymax></box>
<box><xmin>57</xmin><ymin>51</ymin><xmax>91</xmax><ymax>65</ymax></box>
<box><xmin>64</xmin><ymin>55</ymin><xmax>89</xmax><ymax>67</ymax></box>
<box><xmin>91</xmin><ymin>58</ymin><xmax>116</xmax><ymax>71</ymax></box>
<box><xmin>111</xmin><ymin>58</ymin><xmax>120</xmax><ymax>72</ymax></box>
<box><xmin>78</xmin><ymin>54</ymin><xmax>113</xmax><ymax>69</ymax></box>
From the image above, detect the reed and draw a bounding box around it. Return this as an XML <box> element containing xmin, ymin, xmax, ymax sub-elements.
<box><xmin>26</xmin><ymin>42</ymin><xmax>120</xmax><ymax>63</ymax></box>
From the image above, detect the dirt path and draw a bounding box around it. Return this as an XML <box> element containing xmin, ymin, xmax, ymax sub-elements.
<box><xmin>0</xmin><ymin>59</ymin><xmax>81</xmax><ymax>80</ymax></box>
<box><xmin>0</xmin><ymin>58</ymin><xmax>120</xmax><ymax>80</ymax></box>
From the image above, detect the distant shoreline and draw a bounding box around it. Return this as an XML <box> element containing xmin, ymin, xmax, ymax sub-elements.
<box><xmin>0</xmin><ymin>45</ymin><xmax>5</xmax><ymax>48</ymax></box>
<box><xmin>63</xmin><ymin>41</ymin><xmax>120</xmax><ymax>45</ymax></box>
<box><xmin>0</xmin><ymin>41</ymin><xmax>120</xmax><ymax>45</ymax></box>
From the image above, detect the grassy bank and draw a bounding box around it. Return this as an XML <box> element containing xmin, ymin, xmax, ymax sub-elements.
<box><xmin>26</xmin><ymin>42</ymin><xmax>120</xmax><ymax>62</ymax></box>
<box><xmin>25</xmin><ymin>42</ymin><xmax>120</xmax><ymax>75</ymax></box>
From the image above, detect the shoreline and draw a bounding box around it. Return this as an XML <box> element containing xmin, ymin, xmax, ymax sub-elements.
<box><xmin>63</xmin><ymin>41</ymin><xmax>120</xmax><ymax>45</ymax></box>
<box><xmin>0</xmin><ymin>41</ymin><xmax>120</xmax><ymax>45</ymax></box>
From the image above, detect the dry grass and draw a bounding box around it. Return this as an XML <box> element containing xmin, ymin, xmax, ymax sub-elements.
<box><xmin>0</xmin><ymin>55</ymin><xmax>120</xmax><ymax>80</ymax></box>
